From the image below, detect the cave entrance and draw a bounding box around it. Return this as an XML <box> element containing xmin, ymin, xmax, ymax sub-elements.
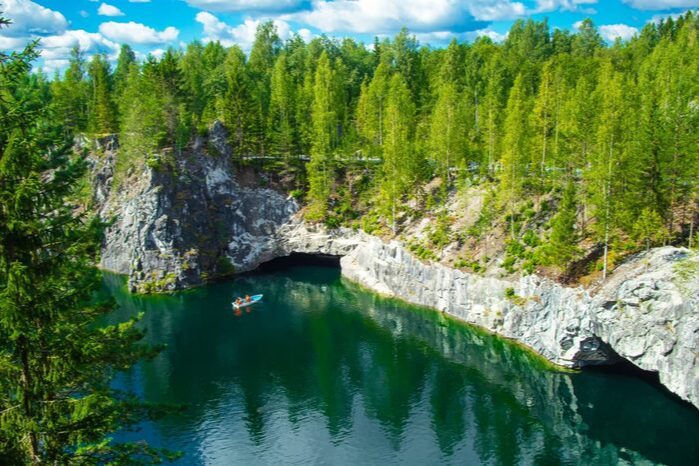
<box><xmin>255</xmin><ymin>253</ymin><xmax>342</xmax><ymax>273</ymax></box>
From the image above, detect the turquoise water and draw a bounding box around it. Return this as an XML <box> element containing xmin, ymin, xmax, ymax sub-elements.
<box><xmin>104</xmin><ymin>265</ymin><xmax>699</xmax><ymax>465</ymax></box>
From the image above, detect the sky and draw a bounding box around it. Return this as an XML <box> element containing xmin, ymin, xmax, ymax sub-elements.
<box><xmin>0</xmin><ymin>0</ymin><xmax>697</xmax><ymax>75</ymax></box>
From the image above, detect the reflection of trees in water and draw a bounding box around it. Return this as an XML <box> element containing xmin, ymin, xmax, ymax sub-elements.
<box><xmin>103</xmin><ymin>270</ymin><xmax>699</xmax><ymax>465</ymax></box>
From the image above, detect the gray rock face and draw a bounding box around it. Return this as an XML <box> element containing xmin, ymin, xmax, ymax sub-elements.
<box><xmin>96</xmin><ymin>123</ymin><xmax>297</xmax><ymax>292</ymax></box>
<box><xmin>592</xmin><ymin>248</ymin><xmax>699</xmax><ymax>410</ymax></box>
<box><xmin>93</xmin><ymin>124</ymin><xmax>699</xmax><ymax>409</ymax></box>
<box><xmin>339</xmin><ymin>238</ymin><xmax>699</xmax><ymax>409</ymax></box>
<box><xmin>340</xmin><ymin>235</ymin><xmax>612</xmax><ymax>368</ymax></box>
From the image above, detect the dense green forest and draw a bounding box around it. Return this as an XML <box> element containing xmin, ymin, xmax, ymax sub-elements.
<box><xmin>16</xmin><ymin>14</ymin><xmax>699</xmax><ymax>276</ymax></box>
<box><xmin>43</xmin><ymin>14</ymin><xmax>699</xmax><ymax>278</ymax></box>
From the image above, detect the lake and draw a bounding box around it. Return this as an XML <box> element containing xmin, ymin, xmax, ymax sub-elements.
<box><xmin>104</xmin><ymin>263</ymin><xmax>699</xmax><ymax>465</ymax></box>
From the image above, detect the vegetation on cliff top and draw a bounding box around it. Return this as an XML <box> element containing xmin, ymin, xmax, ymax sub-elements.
<box><xmin>44</xmin><ymin>14</ymin><xmax>699</xmax><ymax>282</ymax></box>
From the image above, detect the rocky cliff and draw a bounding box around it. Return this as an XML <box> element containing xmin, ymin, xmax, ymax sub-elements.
<box><xmin>341</xmin><ymin>238</ymin><xmax>699</xmax><ymax>409</ymax></box>
<box><xmin>91</xmin><ymin>126</ymin><xmax>699</xmax><ymax>410</ymax></box>
<box><xmin>92</xmin><ymin>123</ymin><xmax>298</xmax><ymax>292</ymax></box>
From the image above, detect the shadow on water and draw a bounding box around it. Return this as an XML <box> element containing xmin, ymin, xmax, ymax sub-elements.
<box><xmin>102</xmin><ymin>264</ymin><xmax>699</xmax><ymax>466</ymax></box>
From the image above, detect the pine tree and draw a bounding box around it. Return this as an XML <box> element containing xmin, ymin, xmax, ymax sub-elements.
<box><xmin>221</xmin><ymin>46</ymin><xmax>257</xmax><ymax>158</ymax></box>
<box><xmin>356</xmin><ymin>62</ymin><xmax>390</xmax><ymax>157</ymax></box>
<box><xmin>541</xmin><ymin>182</ymin><xmax>579</xmax><ymax>265</ymax></box>
<box><xmin>633</xmin><ymin>208</ymin><xmax>669</xmax><ymax>251</ymax></box>
<box><xmin>87</xmin><ymin>54</ymin><xmax>115</xmax><ymax>134</ymax></box>
<box><xmin>429</xmin><ymin>82</ymin><xmax>467</xmax><ymax>185</ymax></box>
<box><xmin>306</xmin><ymin>52</ymin><xmax>336</xmax><ymax>221</ymax></box>
<box><xmin>0</xmin><ymin>17</ymin><xmax>176</xmax><ymax>463</ymax></box>
<box><xmin>51</xmin><ymin>46</ymin><xmax>88</xmax><ymax>135</ymax></box>
<box><xmin>113</xmin><ymin>44</ymin><xmax>136</xmax><ymax>96</ymax></box>
<box><xmin>268</xmin><ymin>53</ymin><xmax>297</xmax><ymax>165</ymax></box>
<box><xmin>381</xmin><ymin>74</ymin><xmax>415</xmax><ymax>233</ymax></box>
<box><xmin>588</xmin><ymin>61</ymin><xmax>625</xmax><ymax>280</ymax></box>
<box><xmin>572</xmin><ymin>18</ymin><xmax>605</xmax><ymax>57</ymax></box>
<box><xmin>499</xmin><ymin>74</ymin><xmax>530</xmax><ymax>239</ymax></box>
<box><xmin>120</xmin><ymin>62</ymin><xmax>166</xmax><ymax>162</ymax></box>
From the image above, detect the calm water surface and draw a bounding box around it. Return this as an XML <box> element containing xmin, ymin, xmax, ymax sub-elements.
<box><xmin>104</xmin><ymin>265</ymin><xmax>699</xmax><ymax>465</ymax></box>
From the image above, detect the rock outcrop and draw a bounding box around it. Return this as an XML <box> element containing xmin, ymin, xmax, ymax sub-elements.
<box><xmin>92</xmin><ymin>125</ymin><xmax>699</xmax><ymax>409</ymax></box>
<box><xmin>94</xmin><ymin>123</ymin><xmax>297</xmax><ymax>292</ymax></box>
<box><xmin>340</xmin><ymin>238</ymin><xmax>699</xmax><ymax>409</ymax></box>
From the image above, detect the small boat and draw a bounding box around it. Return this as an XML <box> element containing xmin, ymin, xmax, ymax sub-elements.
<box><xmin>233</xmin><ymin>294</ymin><xmax>263</xmax><ymax>309</ymax></box>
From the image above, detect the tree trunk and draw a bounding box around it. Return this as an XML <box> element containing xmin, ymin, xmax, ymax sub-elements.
<box><xmin>19</xmin><ymin>336</ymin><xmax>40</xmax><ymax>463</ymax></box>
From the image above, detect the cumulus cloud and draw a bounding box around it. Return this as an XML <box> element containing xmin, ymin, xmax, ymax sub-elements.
<box><xmin>186</xmin><ymin>0</ymin><xmax>531</xmax><ymax>39</ymax></box>
<box><xmin>415</xmin><ymin>27</ymin><xmax>507</xmax><ymax>45</ymax></box>
<box><xmin>648</xmin><ymin>9</ymin><xmax>697</xmax><ymax>22</ymax></box>
<box><xmin>0</xmin><ymin>0</ymin><xmax>68</xmax><ymax>37</ymax></box>
<box><xmin>195</xmin><ymin>12</ymin><xmax>290</xmax><ymax>51</ymax></box>
<box><xmin>38</xmin><ymin>29</ymin><xmax>120</xmax><ymax>75</ymax></box>
<box><xmin>98</xmin><ymin>3</ymin><xmax>125</xmax><ymax>17</ymax></box>
<box><xmin>185</xmin><ymin>0</ymin><xmax>307</xmax><ymax>13</ymax></box>
<box><xmin>534</xmin><ymin>0</ymin><xmax>597</xmax><ymax>13</ymax></box>
<box><xmin>622</xmin><ymin>0</ymin><xmax>699</xmax><ymax>10</ymax></box>
<box><xmin>599</xmin><ymin>24</ymin><xmax>639</xmax><ymax>41</ymax></box>
<box><xmin>99</xmin><ymin>21</ymin><xmax>179</xmax><ymax>44</ymax></box>
<box><xmin>279</xmin><ymin>0</ymin><xmax>520</xmax><ymax>35</ymax></box>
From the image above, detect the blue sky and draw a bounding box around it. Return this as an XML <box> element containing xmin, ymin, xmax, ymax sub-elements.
<box><xmin>0</xmin><ymin>0</ymin><xmax>697</xmax><ymax>74</ymax></box>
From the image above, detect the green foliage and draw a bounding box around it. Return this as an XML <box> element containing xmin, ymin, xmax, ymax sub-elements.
<box><xmin>504</xmin><ymin>287</ymin><xmax>527</xmax><ymax>306</ymax></box>
<box><xmin>216</xmin><ymin>255</ymin><xmax>236</xmax><ymax>277</ymax></box>
<box><xmin>21</xmin><ymin>12</ymin><xmax>699</xmax><ymax>278</ymax></box>
<box><xmin>407</xmin><ymin>240</ymin><xmax>439</xmax><ymax>262</ymax></box>
<box><xmin>0</xmin><ymin>18</ymin><xmax>176</xmax><ymax>462</ymax></box>
<box><xmin>632</xmin><ymin>208</ymin><xmax>669</xmax><ymax>251</ymax></box>
<box><xmin>540</xmin><ymin>182</ymin><xmax>580</xmax><ymax>266</ymax></box>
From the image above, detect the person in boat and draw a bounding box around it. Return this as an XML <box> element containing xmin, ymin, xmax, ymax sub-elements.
<box><xmin>245</xmin><ymin>295</ymin><xmax>251</xmax><ymax>303</ymax></box>
<box><xmin>235</xmin><ymin>297</ymin><xmax>243</xmax><ymax>306</ymax></box>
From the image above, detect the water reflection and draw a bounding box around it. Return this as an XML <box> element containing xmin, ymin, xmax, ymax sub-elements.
<box><xmin>103</xmin><ymin>268</ymin><xmax>699</xmax><ymax>465</ymax></box>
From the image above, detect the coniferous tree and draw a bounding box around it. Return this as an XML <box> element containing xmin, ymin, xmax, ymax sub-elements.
<box><xmin>306</xmin><ymin>52</ymin><xmax>336</xmax><ymax>220</ymax></box>
<box><xmin>268</xmin><ymin>53</ymin><xmax>297</xmax><ymax>165</ymax></box>
<box><xmin>429</xmin><ymin>82</ymin><xmax>467</xmax><ymax>185</ymax></box>
<box><xmin>541</xmin><ymin>181</ymin><xmax>579</xmax><ymax>265</ymax></box>
<box><xmin>51</xmin><ymin>46</ymin><xmax>88</xmax><ymax>135</ymax></box>
<box><xmin>588</xmin><ymin>61</ymin><xmax>626</xmax><ymax>280</ymax></box>
<box><xmin>499</xmin><ymin>74</ymin><xmax>530</xmax><ymax>239</ymax></box>
<box><xmin>381</xmin><ymin>74</ymin><xmax>414</xmax><ymax>232</ymax></box>
<box><xmin>87</xmin><ymin>54</ymin><xmax>115</xmax><ymax>134</ymax></box>
<box><xmin>0</xmin><ymin>17</ymin><xmax>175</xmax><ymax>463</ymax></box>
<box><xmin>356</xmin><ymin>62</ymin><xmax>390</xmax><ymax>157</ymax></box>
<box><xmin>221</xmin><ymin>46</ymin><xmax>257</xmax><ymax>158</ymax></box>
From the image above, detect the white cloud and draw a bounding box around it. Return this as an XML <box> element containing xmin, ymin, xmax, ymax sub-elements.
<box><xmin>149</xmin><ymin>48</ymin><xmax>165</xmax><ymax>59</ymax></box>
<box><xmin>279</xmin><ymin>0</ymin><xmax>524</xmax><ymax>35</ymax></box>
<box><xmin>195</xmin><ymin>12</ymin><xmax>290</xmax><ymax>51</ymax></box>
<box><xmin>98</xmin><ymin>3</ymin><xmax>125</xmax><ymax>17</ymax></box>
<box><xmin>415</xmin><ymin>27</ymin><xmax>506</xmax><ymax>45</ymax></box>
<box><xmin>648</xmin><ymin>9</ymin><xmax>697</xmax><ymax>22</ymax></box>
<box><xmin>534</xmin><ymin>0</ymin><xmax>597</xmax><ymax>12</ymax></box>
<box><xmin>40</xmin><ymin>29</ymin><xmax>120</xmax><ymax>58</ymax></box>
<box><xmin>99</xmin><ymin>21</ymin><xmax>179</xmax><ymax>44</ymax></box>
<box><xmin>622</xmin><ymin>0</ymin><xmax>699</xmax><ymax>10</ymax></box>
<box><xmin>599</xmin><ymin>24</ymin><xmax>639</xmax><ymax>41</ymax></box>
<box><xmin>185</xmin><ymin>0</ymin><xmax>305</xmax><ymax>13</ymax></box>
<box><xmin>297</xmin><ymin>28</ymin><xmax>314</xmax><ymax>42</ymax></box>
<box><xmin>79</xmin><ymin>10</ymin><xmax>90</xmax><ymax>18</ymax></box>
<box><xmin>0</xmin><ymin>0</ymin><xmax>67</xmax><ymax>37</ymax></box>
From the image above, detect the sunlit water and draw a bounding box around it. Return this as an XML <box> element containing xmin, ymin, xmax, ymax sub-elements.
<box><xmin>103</xmin><ymin>265</ymin><xmax>699</xmax><ymax>465</ymax></box>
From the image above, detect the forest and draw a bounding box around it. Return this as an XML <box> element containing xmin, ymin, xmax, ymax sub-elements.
<box><xmin>44</xmin><ymin>14</ymin><xmax>699</xmax><ymax>278</ymax></box>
